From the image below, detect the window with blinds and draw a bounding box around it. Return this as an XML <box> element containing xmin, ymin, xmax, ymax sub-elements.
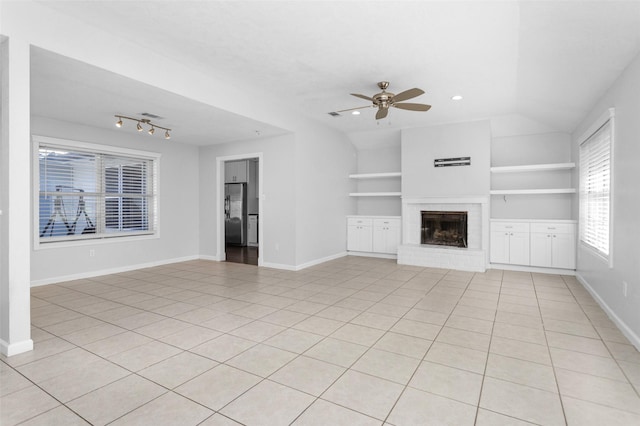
<box><xmin>579</xmin><ymin>116</ymin><xmax>612</xmax><ymax>261</ymax></box>
<box><xmin>37</xmin><ymin>141</ymin><xmax>158</xmax><ymax>244</ymax></box>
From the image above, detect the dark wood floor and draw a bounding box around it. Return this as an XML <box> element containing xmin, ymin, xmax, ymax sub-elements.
<box><xmin>225</xmin><ymin>244</ymin><xmax>259</xmax><ymax>266</ymax></box>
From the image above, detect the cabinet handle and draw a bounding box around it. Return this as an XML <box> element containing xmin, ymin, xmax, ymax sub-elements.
<box><xmin>548</xmin><ymin>227</ymin><xmax>556</xmax><ymax>230</ymax></box>
<box><xmin>505</xmin><ymin>226</ymin><xmax>513</xmax><ymax>229</ymax></box>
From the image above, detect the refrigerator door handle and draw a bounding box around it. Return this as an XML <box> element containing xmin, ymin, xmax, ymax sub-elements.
<box><xmin>224</xmin><ymin>196</ymin><xmax>230</xmax><ymax>219</ymax></box>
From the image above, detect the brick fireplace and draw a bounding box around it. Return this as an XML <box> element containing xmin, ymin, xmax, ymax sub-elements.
<box><xmin>398</xmin><ymin>197</ymin><xmax>489</xmax><ymax>271</ymax></box>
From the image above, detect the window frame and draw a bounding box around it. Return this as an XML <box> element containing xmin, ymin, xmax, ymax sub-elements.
<box><xmin>578</xmin><ymin>108</ymin><xmax>615</xmax><ymax>268</ymax></box>
<box><xmin>32</xmin><ymin>135</ymin><xmax>161</xmax><ymax>250</ymax></box>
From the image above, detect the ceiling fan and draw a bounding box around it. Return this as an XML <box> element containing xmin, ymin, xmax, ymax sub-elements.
<box><xmin>337</xmin><ymin>81</ymin><xmax>431</xmax><ymax>120</ymax></box>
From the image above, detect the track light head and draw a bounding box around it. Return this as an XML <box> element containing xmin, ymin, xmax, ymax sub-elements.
<box><xmin>115</xmin><ymin>115</ymin><xmax>171</xmax><ymax>139</ymax></box>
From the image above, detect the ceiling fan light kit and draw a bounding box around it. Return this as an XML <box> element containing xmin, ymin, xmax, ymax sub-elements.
<box><xmin>115</xmin><ymin>115</ymin><xmax>171</xmax><ymax>139</ymax></box>
<box><xmin>337</xmin><ymin>81</ymin><xmax>432</xmax><ymax>120</ymax></box>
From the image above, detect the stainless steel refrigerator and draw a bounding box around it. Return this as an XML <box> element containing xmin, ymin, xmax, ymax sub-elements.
<box><xmin>224</xmin><ymin>183</ymin><xmax>247</xmax><ymax>246</ymax></box>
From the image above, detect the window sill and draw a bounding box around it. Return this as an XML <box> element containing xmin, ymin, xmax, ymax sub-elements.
<box><xmin>34</xmin><ymin>232</ymin><xmax>158</xmax><ymax>251</ymax></box>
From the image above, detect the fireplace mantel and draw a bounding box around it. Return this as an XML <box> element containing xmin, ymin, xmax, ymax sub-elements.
<box><xmin>398</xmin><ymin>196</ymin><xmax>489</xmax><ymax>272</ymax></box>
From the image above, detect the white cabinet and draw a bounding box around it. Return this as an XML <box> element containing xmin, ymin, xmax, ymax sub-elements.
<box><xmin>225</xmin><ymin>160</ymin><xmax>248</xmax><ymax>183</ymax></box>
<box><xmin>490</xmin><ymin>222</ymin><xmax>530</xmax><ymax>266</ymax></box>
<box><xmin>347</xmin><ymin>216</ymin><xmax>400</xmax><ymax>255</ymax></box>
<box><xmin>490</xmin><ymin>220</ymin><xmax>576</xmax><ymax>270</ymax></box>
<box><xmin>372</xmin><ymin>218</ymin><xmax>401</xmax><ymax>254</ymax></box>
<box><xmin>347</xmin><ymin>217</ymin><xmax>373</xmax><ymax>252</ymax></box>
<box><xmin>530</xmin><ymin>223</ymin><xmax>576</xmax><ymax>269</ymax></box>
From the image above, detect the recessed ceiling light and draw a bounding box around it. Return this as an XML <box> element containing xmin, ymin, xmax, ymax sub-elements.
<box><xmin>451</xmin><ymin>95</ymin><xmax>463</xmax><ymax>101</ymax></box>
<box><xmin>352</xmin><ymin>111</ymin><xmax>360</xmax><ymax>115</ymax></box>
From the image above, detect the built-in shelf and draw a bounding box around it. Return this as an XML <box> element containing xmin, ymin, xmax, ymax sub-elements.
<box><xmin>490</xmin><ymin>163</ymin><xmax>575</xmax><ymax>173</ymax></box>
<box><xmin>490</xmin><ymin>188</ymin><xmax>576</xmax><ymax>195</ymax></box>
<box><xmin>349</xmin><ymin>172</ymin><xmax>402</xmax><ymax>179</ymax></box>
<box><xmin>349</xmin><ymin>192</ymin><xmax>402</xmax><ymax>197</ymax></box>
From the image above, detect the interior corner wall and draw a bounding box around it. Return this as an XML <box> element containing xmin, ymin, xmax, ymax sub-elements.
<box><xmin>198</xmin><ymin>134</ymin><xmax>298</xmax><ymax>268</ymax></box>
<box><xmin>571</xmin><ymin>51</ymin><xmax>640</xmax><ymax>348</ymax></box>
<box><xmin>401</xmin><ymin>120</ymin><xmax>491</xmax><ymax>198</ymax></box>
<box><xmin>30</xmin><ymin>117</ymin><xmax>200</xmax><ymax>284</ymax></box>
<box><xmin>294</xmin><ymin>125</ymin><xmax>357</xmax><ymax>267</ymax></box>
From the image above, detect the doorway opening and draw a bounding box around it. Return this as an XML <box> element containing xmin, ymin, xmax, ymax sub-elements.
<box><xmin>223</xmin><ymin>157</ymin><xmax>260</xmax><ymax>265</ymax></box>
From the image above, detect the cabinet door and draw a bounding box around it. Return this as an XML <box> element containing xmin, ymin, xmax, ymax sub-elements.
<box><xmin>348</xmin><ymin>225</ymin><xmax>372</xmax><ymax>252</ymax></box>
<box><xmin>224</xmin><ymin>162</ymin><xmax>236</xmax><ymax>183</ymax></box>
<box><xmin>372</xmin><ymin>219</ymin><xmax>401</xmax><ymax>254</ymax></box>
<box><xmin>225</xmin><ymin>161</ymin><xmax>248</xmax><ymax>183</ymax></box>
<box><xmin>530</xmin><ymin>233</ymin><xmax>552</xmax><ymax>267</ymax></box>
<box><xmin>509</xmin><ymin>231</ymin><xmax>530</xmax><ymax>266</ymax></box>
<box><xmin>384</xmin><ymin>225</ymin><xmax>401</xmax><ymax>254</ymax></box>
<box><xmin>490</xmin><ymin>231</ymin><xmax>510</xmax><ymax>264</ymax></box>
<box><xmin>234</xmin><ymin>160</ymin><xmax>248</xmax><ymax>183</ymax></box>
<box><xmin>552</xmin><ymin>233</ymin><xmax>576</xmax><ymax>269</ymax></box>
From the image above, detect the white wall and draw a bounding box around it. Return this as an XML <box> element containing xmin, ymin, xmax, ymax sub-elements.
<box><xmin>294</xmin><ymin>125</ymin><xmax>357</xmax><ymax>266</ymax></box>
<box><xmin>401</xmin><ymin>121</ymin><xmax>491</xmax><ymax>197</ymax></box>
<box><xmin>572</xmin><ymin>51</ymin><xmax>640</xmax><ymax>348</ymax></box>
<box><xmin>198</xmin><ymin>134</ymin><xmax>298</xmax><ymax>268</ymax></box>
<box><xmin>31</xmin><ymin>117</ymin><xmax>200</xmax><ymax>284</ymax></box>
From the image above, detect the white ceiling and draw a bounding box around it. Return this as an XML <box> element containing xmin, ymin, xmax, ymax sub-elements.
<box><xmin>33</xmin><ymin>1</ymin><xmax>640</xmax><ymax>146</ymax></box>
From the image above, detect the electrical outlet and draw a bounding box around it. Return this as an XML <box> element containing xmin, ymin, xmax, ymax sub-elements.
<box><xmin>622</xmin><ymin>281</ymin><xmax>628</xmax><ymax>297</ymax></box>
<box><xmin>89</xmin><ymin>249</ymin><xmax>95</xmax><ymax>257</ymax></box>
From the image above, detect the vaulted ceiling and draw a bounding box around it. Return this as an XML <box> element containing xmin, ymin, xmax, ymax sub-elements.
<box><xmin>32</xmin><ymin>1</ymin><xmax>640</xmax><ymax>145</ymax></box>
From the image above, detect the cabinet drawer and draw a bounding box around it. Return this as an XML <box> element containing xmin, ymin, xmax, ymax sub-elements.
<box><xmin>347</xmin><ymin>217</ymin><xmax>373</xmax><ymax>227</ymax></box>
<box><xmin>491</xmin><ymin>222</ymin><xmax>529</xmax><ymax>233</ymax></box>
<box><xmin>373</xmin><ymin>218</ymin><xmax>400</xmax><ymax>228</ymax></box>
<box><xmin>530</xmin><ymin>223</ymin><xmax>576</xmax><ymax>234</ymax></box>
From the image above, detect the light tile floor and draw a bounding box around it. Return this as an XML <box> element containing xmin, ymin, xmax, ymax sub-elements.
<box><xmin>2</xmin><ymin>257</ymin><xmax>640</xmax><ymax>425</ymax></box>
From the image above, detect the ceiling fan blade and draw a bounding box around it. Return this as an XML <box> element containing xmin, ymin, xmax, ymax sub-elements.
<box><xmin>376</xmin><ymin>108</ymin><xmax>389</xmax><ymax>120</ymax></box>
<box><xmin>351</xmin><ymin>93</ymin><xmax>374</xmax><ymax>102</ymax></box>
<box><xmin>392</xmin><ymin>88</ymin><xmax>425</xmax><ymax>103</ymax></box>
<box><xmin>336</xmin><ymin>105</ymin><xmax>373</xmax><ymax>113</ymax></box>
<box><xmin>393</xmin><ymin>102</ymin><xmax>432</xmax><ymax>112</ymax></box>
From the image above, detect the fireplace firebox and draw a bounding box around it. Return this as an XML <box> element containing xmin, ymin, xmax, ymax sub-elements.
<box><xmin>421</xmin><ymin>211</ymin><xmax>468</xmax><ymax>248</ymax></box>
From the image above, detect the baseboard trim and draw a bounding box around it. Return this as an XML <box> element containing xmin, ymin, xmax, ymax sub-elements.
<box><xmin>31</xmin><ymin>252</ymin><xmax>350</xmax><ymax>285</ymax></box>
<box><xmin>0</xmin><ymin>338</ymin><xmax>34</xmax><ymax>357</ymax></box>
<box><xmin>262</xmin><ymin>252</ymin><xmax>348</xmax><ymax>272</ymax></box>
<box><xmin>489</xmin><ymin>263</ymin><xmax>576</xmax><ymax>276</ymax></box>
<box><xmin>296</xmin><ymin>252</ymin><xmax>348</xmax><ymax>270</ymax></box>
<box><xmin>260</xmin><ymin>262</ymin><xmax>297</xmax><ymax>271</ymax></box>
<box><xmin>199</xmin><ymin>255</ymin><xmax>222</xmax><ymax>262</ymax></box>
<box><xmin>348</xmin><ymin>251</ymin><xmax>397</xmax><ymax>260</ymax></box>
<box><xmin>576</xmin><ymin>273</ymin><xmax>640</xmax><ymax>351</ymax></box>
<box><xmin>30</xmin><ymin>255</ymin><xmax>202</xmax><ymax>287</ymax></box>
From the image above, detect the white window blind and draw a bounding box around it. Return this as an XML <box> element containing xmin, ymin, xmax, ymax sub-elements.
<box><xmin>38</xmin><ymin>143</ymin><xmax>157</xmax><ymax>243</ymax></box>
<box><xmin>579</xmin><ymin>119</ymin><xmax>611</xmax><ymax>259</ymax></box>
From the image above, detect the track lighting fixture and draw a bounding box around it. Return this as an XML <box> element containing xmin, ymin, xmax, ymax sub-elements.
<box><xmin>115</xmin><ymin>115</ymin><xmax>171</xmax><ymax>139</ymax></box>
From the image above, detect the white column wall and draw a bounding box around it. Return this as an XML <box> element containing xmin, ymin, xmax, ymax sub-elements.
<box><xmin>0</xmin><ymin>37</ymin><xmax>33</xmax><ymax>356</ymax></box>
